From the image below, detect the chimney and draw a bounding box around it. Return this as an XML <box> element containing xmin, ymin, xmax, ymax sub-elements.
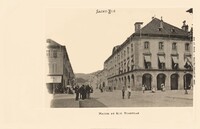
<box><xmin>160</xmin><ymin>17</ymin><xmax>163</xmax><ymax>29</ymax></box>
<box><xmin>134</xmin><ymin>22</ymin><xmax>143</xmax><ymax>32</ymax></box>
<box><xmin>182</xmin><ymin>20</ymin><xmax>189</xmax><ymax>32</ymax></box>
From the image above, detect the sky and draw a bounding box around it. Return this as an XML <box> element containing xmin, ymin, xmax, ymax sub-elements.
<box><xmin>45</xmin><ymin>8</ymin><xmax>193</xmax><ymax>74</ymax></box>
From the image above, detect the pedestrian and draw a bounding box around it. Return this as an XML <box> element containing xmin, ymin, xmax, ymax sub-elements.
<box><xmin>190</xmin><ymin>84</ymin><xmax>193</xmax><ymax>90</ymax></box>
<box><xmin>86</xmin><ymin>85</ymin><xmax>91</xmax><ymax>99</ymax></box>
<box><xmin>90</xmin><ymin>86</ymin><xmax>93</xmax><ymax>98</ymax></box>
<box><xmin>100</xmin><ymin>86</ymin><xmax>103</xmax><ymax>93</ymax></box>
<box><xmin>90</xmin><ymin>86</ymin><xmax>93</xmax><ymax>93</ymax></box>
<box><xmin>109</xmin><ymin>86</ymin><xmax>111</xmax><ymax>92</ymax></box>
<box><xmin>127</xmin><ymin>86</ymin><xmax>131</xmax><ymax>99</ymax></box>
<box><xmin>142</xmin><ymin>84</ymin><xmax>146</xmax><ymax>93</ymax></box>
<box><xmin>122</xmin><ymin>86</ymin><xmax>125</xmax><ymax>99</ymax></box>
<box><xmin>103</xmin><ymin>85</ymin><xmax>105</xmax><ymax>92</ymax></box>
<box><xmin>79</xmin><ymin>85</ymin><xmax>83</xmax><ymax>99</ymax></box>
<box><xmin>161</xmin><ymin>83</ymin><xmax>165</xmax><ymax>92</ymax></box>
<box><xmin>184</xmin><ymin>86</ymin><xmax>188</xmax><ymax>94</ymax></box>
<box><xmin>74</xmin><ymin>85</ymin><xmax>80</xmax><ymax>101</ymax></box>
<box><xmin>82</xmin><ymin>85</ymin><xmax>87</xmax><ymax>99</ymax></box>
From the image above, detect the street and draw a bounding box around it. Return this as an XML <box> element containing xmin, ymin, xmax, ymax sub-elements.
<box><xmin>51</xmin><ymin>89</ymin><xmax>193</xmax><ymax>108</ymax></box>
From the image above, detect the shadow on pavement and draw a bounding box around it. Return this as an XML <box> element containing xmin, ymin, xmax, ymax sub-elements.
<box><xmin>79</xmin><ymin>98</ymin><xmax>107</xmax><ymax>108</ymax></box>
<box><xmin>51</xmin><ymin>98</ymin><xmax>79</xmax><ymax>108</ymax></box>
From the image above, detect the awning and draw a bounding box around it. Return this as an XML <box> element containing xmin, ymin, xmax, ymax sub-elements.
<box><xmin>187</xmin><ymin>57</ymin><xmax>192</xmax><ymax>63</ymax></box>
<box><xmin>144</xmin><ymin>56</ymin><xmax>151</xmax><ymax>62</ymax></box>
<box><xmin>172</xmin><ymin>56</ymin><xmax>178</xmax><ymax>63</ymax></box>
<box><xmin>46</xmin><ymin>76</ymin><xmax>62</xmax><ymax>83</ymax></box>
<box><xmin>158</xmin><ymin>56</ymin><xmax>165</xmax><ymax>63</ymax></box>
<box><xmin>184</xmin><ymin>57</ymin><xmax>193</xmax><ymax>67</ymax></box>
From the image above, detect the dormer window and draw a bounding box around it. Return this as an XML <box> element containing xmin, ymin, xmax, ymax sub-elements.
<box><xmin>172</xmin><ymin>42</ymin><xmax>177</xmax><ymax>50</ymax></box>
<box><xmin>185</xmin><ymin>43</ymin><xmax>190</xmax><ymax>51</ymax></box>
<box><xmin>127</xmin><ymin>47</ymin><xmax>129</xmax><ymax>54</ymax></box>
<box><xmin>144</xmin><ymin>41</ymin><xmax>150</xmax><ymax>49</ymax></box>
<box><xmin>171</xmin><ymin>28</ymin><xmax>175</xmax><ymax>32</ymax></box>
<box><xmin>159</xmin><ymin>42</ymin><xmax>164</xmax><ymax>50</ymax></box>
<box><xmin>124</xmin><ymin>50</ymin><xmax>126</xmax><ymax>57</ymax></box>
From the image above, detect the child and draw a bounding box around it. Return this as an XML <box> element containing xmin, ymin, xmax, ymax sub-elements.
<box><xmin>142</xmin><ymin>84</ymin><xmax>145</xmax><ymax>93</ymax></box>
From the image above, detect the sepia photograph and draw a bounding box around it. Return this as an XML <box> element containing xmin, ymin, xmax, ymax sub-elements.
<box><xmin>1</xmin><ymin>0</ymin><xmax>200</xmax><ymax>129</ymax></box>
<box><xmin>45</xmin><ymin>8</ymin><xmax>194</xmax><ymax>108</ymax></box>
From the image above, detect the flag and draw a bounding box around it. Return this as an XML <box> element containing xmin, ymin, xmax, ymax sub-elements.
<box><xmin>186</xmin><ymin>8</ymin><xmax>193</xmax><ymax>14</ymax></box>
<box><xmin>184</xmin><ymin>57</ymin><xmax>193</xmax><ymax>69</ymax></box>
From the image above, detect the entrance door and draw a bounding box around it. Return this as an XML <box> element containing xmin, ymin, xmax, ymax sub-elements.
<box><xmin>157</xmin><ymin>74</ymin><xmax>166</xmax><ymax>90</ymax></box>
<box><xmin>171</xmin><ymin>74</ymin><xmax>179</xmax><ymax>90</ymax></box>
<box><xmin>143</xmin><ymin>74</ymin><xmax>152</xmax><ymax>90</ymax></box>
<box><xmin>131</xmin><ymin>75</ymin><xmax>135</xmax><ymax>90</ymax></box>
<box><xmin>184</xmin><ymin>74</ymin><xmax>192</xmax><ymax>90</ymax></box>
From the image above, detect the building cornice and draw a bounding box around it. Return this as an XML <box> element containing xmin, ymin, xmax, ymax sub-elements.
<box><xmin>107</xmin><ymin>69</ymin><xmax>193</xmax><ymax>79</ymax></box>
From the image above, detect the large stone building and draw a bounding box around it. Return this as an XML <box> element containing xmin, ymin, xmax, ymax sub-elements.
<box><xmin>104</xmin><ymin>17</ymin><xmax>193</xmax><ymax>91</ymax></box>
<box><xmin>46</xmin><ymin>39</ymin><xmax>75</xmax><ymax>94</ymax></box>
<box><xmin>96</xmin><ymin>70</ymin><xmax>108</xmax><ymax>89</ymax></box>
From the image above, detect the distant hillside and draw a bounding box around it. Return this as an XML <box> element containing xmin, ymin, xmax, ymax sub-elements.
<box><xmin>75</xmin><ymin>70</ymin><xmax>101</xmax><ymax>82</ymax></box>
<box><xmin>75</xmin><ymin>73</ymin><xmax>90</xmax><ymax>81</ymax></box>
<box><xmin>76</xmin><ymin>77</ymin><xmax>87</xmax><ymax>83</ymax></box>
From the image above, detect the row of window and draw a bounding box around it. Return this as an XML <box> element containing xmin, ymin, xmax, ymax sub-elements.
<box><xmin>107</xmin><ymin>56</ymin><xmax>192</xmax><ymax>77</ymax></box>
<box><xmin>108</xmin><ymin>54</ymin><xmax>191</xmax><ymax>70</ymax></box>
<box><xmin>107</xmin><ymin>42</ymin><xmax>190</xmax><ymax>68</ymax></box>
<box><xmin>144</xmin><ymin>41</ymin><xmax>190</xmax><ymax>51</ymax></box>
<box><xmin>143</xmin><ymin>55</ymin><xmax>192</xmax><ymax>70</ymax></box>
<box><xmin>46</xmin><ymin>49</ymin><xmax>57</xmax><ymax>58</ymax></box>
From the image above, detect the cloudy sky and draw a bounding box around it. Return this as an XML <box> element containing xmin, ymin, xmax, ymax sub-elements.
<box><xmin>46</xmin><ymin>8</ymin><xmax>193</xmax><ymax>74</ymax></box>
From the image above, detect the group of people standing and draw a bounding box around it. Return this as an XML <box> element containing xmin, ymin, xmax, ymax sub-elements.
<box><xmin>99</xmin><ymin>85</ymin><xmax>105</xmax><ymax>93</ymax></box>
<box><xmin>74</xmin><ymin>84</ymin><xmax>93</xmax><ymax>101</ymax></box>
<box><xmin>142</xmin><ymin>83</ymin><xmax>165</xmax><ymax>93</ymax></box>
<box><xmin>122</xmin><ymin>86</ymin><xmax>132</xmax><ymax>99</ymax></box>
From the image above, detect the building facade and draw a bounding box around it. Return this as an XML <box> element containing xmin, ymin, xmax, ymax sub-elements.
<box><xmin>96</xmin><ymin>70</ymin><xmax>108</xmax><ymax>90</ymax></box>
<box><xmin>104</xmin><ymin>18</ymin><xmax>193</xmax><ymax>91</ymax></box>
<box><xmin>46</xmin><ymin>39</ymin><xmax>75</xmax><ymax>94</ymax></box>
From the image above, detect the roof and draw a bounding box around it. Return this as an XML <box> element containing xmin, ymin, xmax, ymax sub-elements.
<box><xmin>104</xmin><ymin>18</ymin><xmax>191</xmax><ymax>63</ymax></box>
<box><xmin>134</xmin><ymin>18</ymin><xmax>189</xmax><ymax>38</ymax></box>
<box><xmin>112</xmin><ymin>45</ymin><xmax>120</xmax><ymax>54</ymax></box>
<box><xmin>46</xmin><ymin>39</ymin><xmax>63</xmax><ymax>49</ymax></box>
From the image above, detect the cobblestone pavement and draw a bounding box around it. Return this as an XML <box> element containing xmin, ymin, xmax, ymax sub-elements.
<box><xmin>50</xmin><ymin>89</ymin><xmax>193</xmax><ymax>108</ymax></box>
